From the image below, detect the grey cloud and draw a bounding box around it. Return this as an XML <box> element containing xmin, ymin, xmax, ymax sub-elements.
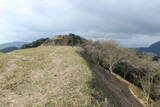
<box><xmin>1</xmin><ymin>0</ymin><xmax>160</xmax><ymax>47</ymax></box>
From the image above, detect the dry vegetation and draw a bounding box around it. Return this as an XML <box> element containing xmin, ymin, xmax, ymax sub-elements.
<box><xmin>82</xmin><ymin>40</ymin><xmax>160</xmax><ymax>107</ymax></box>
<box><xmin>0</xmin><ymin>43</ymin><xmax>159</xmax><ymax>107</ymax></box>
<box><xmin>0</xmin><ymin>46</ymin><xmax>107</xmax><ymax>107</ymax></box>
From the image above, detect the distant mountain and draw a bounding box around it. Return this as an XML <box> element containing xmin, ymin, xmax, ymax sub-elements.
<box><xmin>0</xmin><ymin>47</ymin><xmax>19</xmax><ymax>53</ymax></box>
<box><xmin>136</xmin><ymin>41</ymin><xmax>160</xmax><ymax>56</ymax></box>
<box><xmin>0</xmin><ymin>42</ymin><xmax>29</xmax><ymax>49</ymax></box>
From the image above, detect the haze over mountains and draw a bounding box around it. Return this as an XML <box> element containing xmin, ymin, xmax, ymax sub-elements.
<box><xmin>137</xmin><ymin>41</ymin><xmax>160</xmax><ymax>56</ymax></box>
<box><xmin>0</xmin><ymin>41</ymin><xmax>29</xmax><ymax>50</ymax></box>
<box><xmin>1</xmin><ymin>38</ymin><xmax>160</xmax><ymax>56</ymax></box>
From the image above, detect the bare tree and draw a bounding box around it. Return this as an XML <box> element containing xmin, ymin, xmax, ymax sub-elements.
<box><xmin>138</xmin><ymin>53</ymin><xmax>157</xmax><ymax>105</ymax></box>
<box><xmin>120</xmin><ymin>49</ymin><xmax>139</xmax><ymax>79</ymax></box>
<box><xmin>100</xmin><ymin>41</ymin><xmax>125</xmax><ymax>73</ymax></box>
<box><xmin>83</xmin><ymin>39</ymin><xmax>160</xmax><ymax>105</ymax></box>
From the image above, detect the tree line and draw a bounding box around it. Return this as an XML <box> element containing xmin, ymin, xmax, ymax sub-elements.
<box><xmin>21</xmin><ymin>38</ymin><xmax>50</xmax><ymax>49</ymax></box>
<box><xmin>82</xmin><ymin>40</ymin><xmax>160</xmax><ymax>105</ymax></box>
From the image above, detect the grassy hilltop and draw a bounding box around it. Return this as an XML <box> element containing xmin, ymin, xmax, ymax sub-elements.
<box><xmin>0</xmin><ymin>46</ymin><xmax>151</xmax><ymax>107</ymax></box>
<box><xmin>0</xmin><ymin>34</ymin><xmax>158</xmax><ymax>107</ymax></box>
<box><xmin>0</xmin><ymin>46</ymin><xmax>107</xmax><ymax>106</ymax></box>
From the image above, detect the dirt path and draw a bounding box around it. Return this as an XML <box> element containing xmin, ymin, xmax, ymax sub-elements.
<box><xmin>93</xmin><ymin>65</ymin><xmax>144</xmax><ymax>107</ymax></box>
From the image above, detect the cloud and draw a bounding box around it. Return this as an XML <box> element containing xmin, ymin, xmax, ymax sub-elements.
<box><xmin>0</xmin><ymin>0</ymin><xmax>160</xmax><ymax>47</ymax></box>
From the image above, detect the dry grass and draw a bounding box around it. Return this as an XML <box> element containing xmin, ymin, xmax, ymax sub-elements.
<box><xmin>0</xmin><ymin>46</ymin><xmax>106</xmax><ymax>107</ymax></box>
<box><xmin>0</xmin><ymin>46</ymin><xmax>154</xmax><ymax>107</ymax></box>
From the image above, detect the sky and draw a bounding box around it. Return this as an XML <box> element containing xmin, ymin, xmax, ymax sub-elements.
<box><xmin>0</xmin><ymin>0</ymin><xmax>160</xmax><ymax>47</ymax></box>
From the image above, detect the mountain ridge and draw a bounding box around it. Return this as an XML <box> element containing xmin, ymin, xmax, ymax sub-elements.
<box><xmin>136</xmin><ymin>41</ymin><xmax>160</xmax><ymax>56</ymax></box>
<box><xmin>0</xmin><ymin>47</ymin><xmax>19</xmax><ymax>53</ymax></box>
<box><xmin>0</xmin><ymin>41</ymin><xmax>29</xmax><ymax>49</ymax></box>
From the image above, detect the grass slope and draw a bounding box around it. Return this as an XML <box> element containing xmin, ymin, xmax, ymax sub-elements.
<box><xmin>0</xmin><ymin>46</ymin><xmax>152</xmax><ymax>107</ymax></box>
<box><xmin>0</xmin><ymin>46</ymin><xmax>107</xmax><ymax>107</ymax></box>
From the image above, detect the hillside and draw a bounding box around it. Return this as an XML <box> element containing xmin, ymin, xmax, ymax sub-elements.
<box><xmin>137</xmin><ymin>41</ymin><xmax>160</xmax><ymax>56</ymax></box>
<box><xmin>0</xmin><ymin>46</ymin><xmax>146</xmax><ymax>107</ymax></box>
<box><xmin>0</xmin><ymin>46</ymin><xmax>107</xmax><ymax>106</ymax></box>
<box><xmin>0</xmin><ymin>47</ymin><xmax>19</xmax><ymax>53</ymax></box>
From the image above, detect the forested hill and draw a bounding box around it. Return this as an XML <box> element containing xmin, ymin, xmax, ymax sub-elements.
<box><xmin>137</xmin><ymin>41</ymin><xmax>160</xmax><ymax>56</ymax></box>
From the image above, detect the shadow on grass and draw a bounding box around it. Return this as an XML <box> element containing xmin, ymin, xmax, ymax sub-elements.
<box><xmin>76</xmin><ymin>50</ymin><xmax>124</xmax><ymax>107</ymax></box>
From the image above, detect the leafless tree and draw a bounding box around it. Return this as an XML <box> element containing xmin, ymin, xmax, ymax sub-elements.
<box><xmin>137</xmin><ymin>53</ymin><xmax>158</xmax><ymax>105</ymax></box>
<box><xmin>100</xmin><ymin>41</ymin><xmax>125</xmax><ymax>73</ymax></box>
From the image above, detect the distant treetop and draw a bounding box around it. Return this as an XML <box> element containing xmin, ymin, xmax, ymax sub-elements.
<box><xmin>21</xmin><ymin>38</ymin><xmax>50</xmax><ymax>49</ymax></box>
<box><xmin>43</xmin><ymin>33</ymin><xmax>88</xmax><ymax>46</ymax></box>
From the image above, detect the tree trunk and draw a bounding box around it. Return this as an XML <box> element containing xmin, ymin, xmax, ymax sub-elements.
<box><xmin>109</xmin><ymin>66</ymin><xmax>112</xmax><ymax>73</ymax></box>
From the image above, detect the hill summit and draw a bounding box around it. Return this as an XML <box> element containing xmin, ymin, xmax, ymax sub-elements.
<box><xmin>43</xmin><ymin>33</ymin><xmax>88</xmax><ymax>46</ymax></box>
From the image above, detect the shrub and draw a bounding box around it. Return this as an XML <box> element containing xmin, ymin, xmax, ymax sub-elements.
<box><xmin>21</xmin><ymin>38</ymin><xmax>49</xmax><ymax>49</ymax></box>
<box><xmin>82</xmin><ymin>40</ymin><xmax>160</xmax><ymax>104</ymax></box>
